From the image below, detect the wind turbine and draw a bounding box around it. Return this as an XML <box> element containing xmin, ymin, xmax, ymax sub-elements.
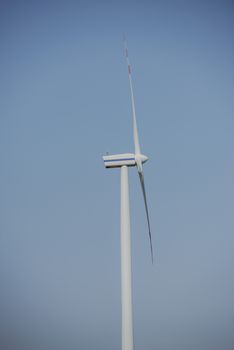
<box><xmin>103</xmin><ymin>38</ymin><xmax>153</xmax><ymax>350</ymax></box>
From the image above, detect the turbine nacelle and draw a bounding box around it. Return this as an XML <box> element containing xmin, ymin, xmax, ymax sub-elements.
<box><xmin>103</xmin><ymin>153</ymin><xmax>148</xmax><ymax>169</ymax></box>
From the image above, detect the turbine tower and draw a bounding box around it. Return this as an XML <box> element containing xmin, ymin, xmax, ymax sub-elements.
<box><xmin>103</xmin><ymin>38</ymin><xmax>153</xmax><ymax>350</ymax></box>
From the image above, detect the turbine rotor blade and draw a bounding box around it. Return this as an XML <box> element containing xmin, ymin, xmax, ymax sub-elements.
<box><xmin>123</xmin><ymin>36</ymin><xmax>153</xmax><ymax>263</ymax></box>
<box><xmin>138</xmin><ymin>171</ymin><xmax>154</xmax><ymax>263</ymax></box>
<box><xmin>123</xmin><ymin>36</ymin><xmax>141</xmax><ymax>155</ymax></box>
<box><xmin>135</xmin><ymin>155</ymin><xmax>143</xmax><ymax>173</ymax></box>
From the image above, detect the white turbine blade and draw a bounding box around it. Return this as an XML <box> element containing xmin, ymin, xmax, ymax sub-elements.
<box><xmin>123</xmin><ymin>36</ymin><xmax>141</xmax><ymax>155</ymax></box>
<box><xmin>138</xmin><ymin>171</ymin><xmax>154</xmax><ymax>263</ymax></box>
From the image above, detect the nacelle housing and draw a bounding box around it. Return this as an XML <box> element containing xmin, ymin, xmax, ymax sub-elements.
<box><xmin>103</xmin><ymin>153</ymin><xmax>136</xmax><ymax>168</ymax></box>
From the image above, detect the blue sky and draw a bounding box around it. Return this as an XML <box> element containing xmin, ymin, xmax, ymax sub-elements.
<box><xmin>1</xmin><ymin>1</ymin><xmax>234</xmax><ymax>349</ymax></box>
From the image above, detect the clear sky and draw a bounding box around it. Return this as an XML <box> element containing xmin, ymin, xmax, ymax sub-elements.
<box><xmin>1</xmin><ymin>1</ymin><xmax>233</xmax><ymax>349</ymax></box>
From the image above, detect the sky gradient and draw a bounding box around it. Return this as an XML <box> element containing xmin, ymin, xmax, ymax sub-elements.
<box><xmin>1</xmin><ymin>1</ymin><xmax>234</xmax><ymax>349</ymax></box>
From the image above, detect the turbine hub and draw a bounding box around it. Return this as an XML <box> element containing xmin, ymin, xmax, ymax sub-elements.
<box><xmin>135</xmin><ymin>153</ymin><xmax>148</xmax><ymax>164</ymax></box>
